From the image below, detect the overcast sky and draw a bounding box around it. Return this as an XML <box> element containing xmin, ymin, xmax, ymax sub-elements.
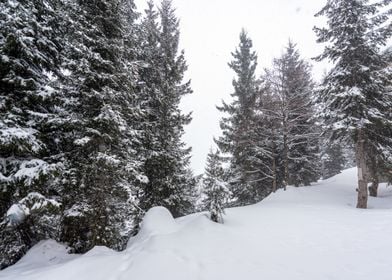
<box><xmin>134</xmin><ymin>0</ymin><xmax>330</xmax><ymax>174</ymax></box>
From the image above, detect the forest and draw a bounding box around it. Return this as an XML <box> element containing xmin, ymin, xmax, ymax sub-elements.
<box><xmin>0</xmin><ymin>0</ymin><xmax>391</xmax><ymax>271</ymax></box>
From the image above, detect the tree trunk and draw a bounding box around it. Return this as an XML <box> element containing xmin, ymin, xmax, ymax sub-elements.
<box><xmin>368</xmin><ymin>154</ymin><xmax>379</xmax><ymax>197</ymax></box>
<box><xmin>369</xmin><ymin>178</ymin><xmax>379</xmax><ymax>197</ymax></box>
<box><xmin>272</xmin><ymin>155</ymin><xmax>277</xmax><ymax>193</ymax></box>
<box><xmin>283</xmin><ymin>134</ymin><xmax>289</xmax><ymax>191</ymax></box>
<box><xmin>356</xmin><ymin>130</ymin><xmax>368</xmax><ymax>209</ymax></box>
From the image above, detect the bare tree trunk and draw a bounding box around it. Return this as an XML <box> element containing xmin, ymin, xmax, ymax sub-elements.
<box><xmin>368</xmin><ymin>155</ymin><xmax>379</xmax><ymax>197</ymax></box>
<box><xmin>356</xmin><ymin>130</ymin><xmax>368</xmax><ymax>209</ymax></box>
<box><xmin>283</xmin><ymin>134</ymin><xmax>289</xmax><ymax>191</ymax></box>
<box><xmin>369</xmin><ymin>177</ymin><xmax>379</xmax><ymax>197</ymax></box>
<box><xmin>272</xmin><ymin>155</ymin><xmax>277</xmax><ymax>193</ymax></box>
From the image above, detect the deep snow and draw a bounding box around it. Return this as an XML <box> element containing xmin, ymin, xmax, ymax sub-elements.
<box><xmin>2</xmin><ymin>168</ymin><xmax>392</xmax><ymax>280</ymax></box>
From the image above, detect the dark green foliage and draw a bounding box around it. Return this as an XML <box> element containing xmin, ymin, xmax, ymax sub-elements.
<box><xmin>314</xmin><ymin>0</ymin><xmax>392</xmax><ymax>207</ymax></box>
<box><xmin>216</xmin><ymin>30</ymin><xmax>263</xmax><ymax>205</ymax></box>
<box><xmin>59</xmin><ymin>0</ymin><xmax>145</xmax><ymax>252</ymax></box>
<box><xmin>137</xmin><ymin>0</ymin><xmax>196</xmax><ymax>218</ymax></box>
<box><xmin>0</xmin><ymin>0</ymin><xmax>67</xmax><ymax>267</ymax></box>
<box><xmin>264</xmin><ymin>42</ymin><xmax>320</xmax><ymax>188</ymax></box>
<box><xmin>314</xmin><ymin>0</ymin><xmax>392</xmax><ymax>157</ymax></box>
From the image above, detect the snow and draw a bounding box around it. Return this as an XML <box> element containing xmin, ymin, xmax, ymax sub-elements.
<box><xmin>1</xmin><ymin>55</ymin><xmax>9</xmax><ymax>63</ymax></box>
<box><xmin>5</xmin><ymin>192</ymin><xmax>61</xmax><ymax>226</ymax></box>
<box><xmin>0</xmin><ymin>127</ymin><xmax>42</xmax><ymax>153</ymax></box>
<box><xmin>13</xmin><ymin>160</ymin><xmax>54</xmax><ymax>186</ymax></box>
<box><xmin>2</xmin><ymin>168</ymin><xmax>392</xmax><ymax>280</ymax></box>
<box><xmin>6</xmin><ymin>204</ymin><xmax>26</xmax><ymax>226</ymax></box>
<box><xmin>128</xmin><ymin>206</ymin><xmax>178</xmax><ymax>247</ymax></box>
<box><xmin>37</xmin><ymin>85</ymin><xmax>55</xmax><ymax>98</ymax></box>
<box><xmin>60</xmin><ymin>68</ymin><xmax>72</xmax><ymax>77</ymax></box>
<box><xmin>74</xmin><ymin>137</ymin><xmax>91</xmax><ymax>146</ymax></box>
<box><xmin>1</xmin><ymin>240</ymin><xmax>77</xmax><ymax>276</ymax></box>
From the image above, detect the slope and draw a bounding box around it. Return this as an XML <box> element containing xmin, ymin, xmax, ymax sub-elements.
<box><xmin>1</xmin><ymin>168</ymin><xmax>392</xmax><ymax>280</ymax></box>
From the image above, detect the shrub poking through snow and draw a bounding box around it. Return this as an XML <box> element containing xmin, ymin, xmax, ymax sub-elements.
<box><xmin>202</xmin><ymin>150</ymin><xmax>231</xmax><ymax>223</ymax></box>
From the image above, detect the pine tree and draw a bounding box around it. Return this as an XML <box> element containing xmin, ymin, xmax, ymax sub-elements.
<box><xmin>0</xmin><ymin>0</ymin><xmax>67</xmax><ymax>268</ymax></box>
<box><xmin>264</xmin><ymin>41</ymin><xmax>320</xmax><ymax>188</ymax></box>
<box><xmin>251</xmin><ymin>82</ymin><xmax>283</xmax><ymax>193</ymax></box>
<box><xmin>202</xmin><ymin>149</ymin><xmax>231</xmax><ymax>223</ymax></box>
<box><xmin>137</xmin><ymin>0</ymin><xmax>196</xmax><ymax>218</ymax></box>
<box><xmin>59</xmin><ymin>0</ymin><xmax>145</xmax><ymax>252</ymax></box>
<box><xmin>368</xmin><ymin>46</ymin><xmax>392</xmax><ymax>195</ymax></box>
<box><xmin>314</xmin><ymin>0</ymin><xmax>392</xmax><ymax>208</ymax></box>
<box><xmin>216</xmin><ymin>30</ymin><xmax>262</xmax><ymax>205</ymax></box>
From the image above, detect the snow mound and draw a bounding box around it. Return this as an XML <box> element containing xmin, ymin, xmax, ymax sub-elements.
<box><xmin>6</xmin><ymin>204</ymin><xmax>26</xmax><ymax>226</ymax></box>
<box><xmin>19</xmin><ymin>240</ymin><xmax>72</xmax><ymax>266</ymax></box>
<box><xmin>128</xmin><ymin>206</ymin><xmax>178</xmax><ymax>247</ymax></box>
<box><xmin>84</xmin><ymin>246</ymin><xmax>114</xmax><ymax>257</ymax></box>
<box><xmin>139</xmin><ymin>206</ymin><xmax>178</xmax><ymax>235</ymax></box>
<box><xmin>4</xmin><ymin>240</ymin><xmax>76</xmax><ymax>274</ymax></box>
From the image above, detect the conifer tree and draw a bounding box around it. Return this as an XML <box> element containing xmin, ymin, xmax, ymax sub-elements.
<box><xmin>202</xmin><ymin>149</ymin><xmax>231</xmax><ymax>223</ymax></box>
<box><xmin>216</xmin><ymin>30</ymin><xmax>262</xmax><ymax>205</ymax></box>
<box><xmin>264</xmin><ymin>42</ymin><xmax>320</xmax><ymax>188</ymax></box>
<box><xmin>368</xmin><ymin>46</ymin><xmax>392</xmax><ymax>195</ymax></box>
<box><xmin>0</xmin><ymin>0</ymin><xmax>67</xmax><ymax>268</ymax></box>
<box><xmin>314</xmin><ymin>0</ymin><xmax>392</xmax><ymax>208</ymax></box>
<box><xmin>251</xmin><ymin>83</ymin><xmax>282</xmax><ymax>193</ymax></box>
<box><xmin>59</xmin><ymin>0</ymin><xmax>145</xmax><ymax>252</ymax></box>
<box><xmin>137</xmin><ymin>0</ymin><xmax>196</xmax><ymax>218</ymax></box>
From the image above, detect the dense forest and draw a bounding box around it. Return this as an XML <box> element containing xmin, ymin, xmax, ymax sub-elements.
<box><xmin>1</xmin><ymin>0</ymin><xmax>391</xmax><ymax>270</ymax></box>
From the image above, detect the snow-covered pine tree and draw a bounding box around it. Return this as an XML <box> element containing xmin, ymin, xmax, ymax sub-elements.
<box><xmin>250</xmin><ymin>81</ymin><xmax>283</xmax><ymax>193</ymax></box>
<box><xmin>216</xmin><ymin>30</ymin><xmax>264</xmax><ymax>206</ymax></box>
<box><xmin>202</xmin><ymin>149</ymin><xmax>231</xmax><ymax>223</ymax></box>
<box><xmin>314</xmin><ymin>0</ymin><xmax>392</xmax><ymax>208</ymax></box>
<box><xmin>0</xmin><ymin>0</ymin><xmax>67</xmax><ymax>268</ymax></box>
<box><xmin>367</xmin><ymin>46</ymin><xmax>392</xmax><ymax>195</ymax></box>
<box><xmin>264</xmin><ymin>41</ymin><xmax>320</xmax><ymax>188</ymax></box>
<box><xmin>135</xmin><ymin>1</ymin><xmax>163</xmax><ymax>222</ymax></box>
<box><xmin>137</xmin><ymin>0</ymin><xmax>196</xmax><ymax>218</ymax></box>
<box><xmin>59</xmin><ymin>0</ymin><xmax>145</xmax><ymax>252</ymax></box>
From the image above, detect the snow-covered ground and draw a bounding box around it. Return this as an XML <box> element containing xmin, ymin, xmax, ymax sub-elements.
<box><xmin>2</xmin><ymin>167</ymin><xmax>392</xmax><ymax>280</ymax></box>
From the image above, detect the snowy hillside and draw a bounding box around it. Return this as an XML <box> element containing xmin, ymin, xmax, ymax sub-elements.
<box><xmin>1</xmin><ymin>168</ymin><xmax>392</xmax><ymax>280</ymax></box>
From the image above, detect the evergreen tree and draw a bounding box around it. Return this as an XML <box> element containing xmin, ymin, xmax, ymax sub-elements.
<box><xmin>202</xmin><ymin>149</ymin><xmax>231</xmax><ymax>223</ymax></box>
<box><xmin>0</xmin><ymin>0</ymin><xmax>196</xmax><ymax>267</ymax></box>
<box><xmin>252</xmin><ymin>82</ymin><xmax>283</xmax><ymax>193</ymax></box>
<box><xmin>216</xmin><ymin>30</ymin><xmax>262</xmax><ymax>205</ymax></box>
<box><xmin>264</xmin><ymin>41</ymin><xmax>320</xmax><ymax>188</ymax></box>
<box><xmin>314</xmin><ymin>0</ymin><xmax>392</xmax><ymax>208</ymax></box>
<box><xmin>59</xmin><ymin>0</ymin><xmax>145</xmax><ymax>252</ymax></box>
<box><xmin>368</xmin><ymin>46</ymin><xmax>392</xmax><ymax>195</ymax></box>
<box><xmin>0</xmin><ymin>0</ymin><xmax>68</xmax><ymax>268</ymax></box>
<box><xmin>137</xmin><ymin>0</ymin><xmax>196</xmax><ymax>218</ymax></box>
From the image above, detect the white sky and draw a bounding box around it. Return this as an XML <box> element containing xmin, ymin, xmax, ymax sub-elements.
<box><xmin>135</xmin><ymin>0</ymin><xmax>330</xmax><ymax>174</ymax></box>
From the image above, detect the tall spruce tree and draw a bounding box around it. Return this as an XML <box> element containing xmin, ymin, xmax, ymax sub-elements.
<box><xmin>250</xmin><ymin>80</ymin><xmax>283</xmax><ymax>193</ymax></box>
<box><xmin>367</xmin><ymin>46</ymin><xmax>392</xmax><ymax>195</ymax></box>
<box><xmin>314</xmin><ymin>0</ymin><xmax>392</xmax><ymax>208</ymax></box>
<box><xmin>216</xmin><ymin>30</ymin><xmax>262</xmax><ymax>206</ymax></box>
<box><xmin>0</xmin><ymin>0</ymin><xmax>67</xmax><ymax>268</ymax></box>
<box><xmin>202</xmin><ymin>149</ymin><xmax>231</xmax><ymax>224</ymax></box>
<box><xmin>59</xmin><ymin>0</ymin><xmax>145</xmax><ymax>252</ymax></box>
<box><xmin>137</xmin><ymin>0</ymin><xmax>196</xmax><ymax>218</ymax></box>
<box><xmin>264</xmin><ymin>42</ymin><xmax>320</xmax><ymax>188</ymax></box>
